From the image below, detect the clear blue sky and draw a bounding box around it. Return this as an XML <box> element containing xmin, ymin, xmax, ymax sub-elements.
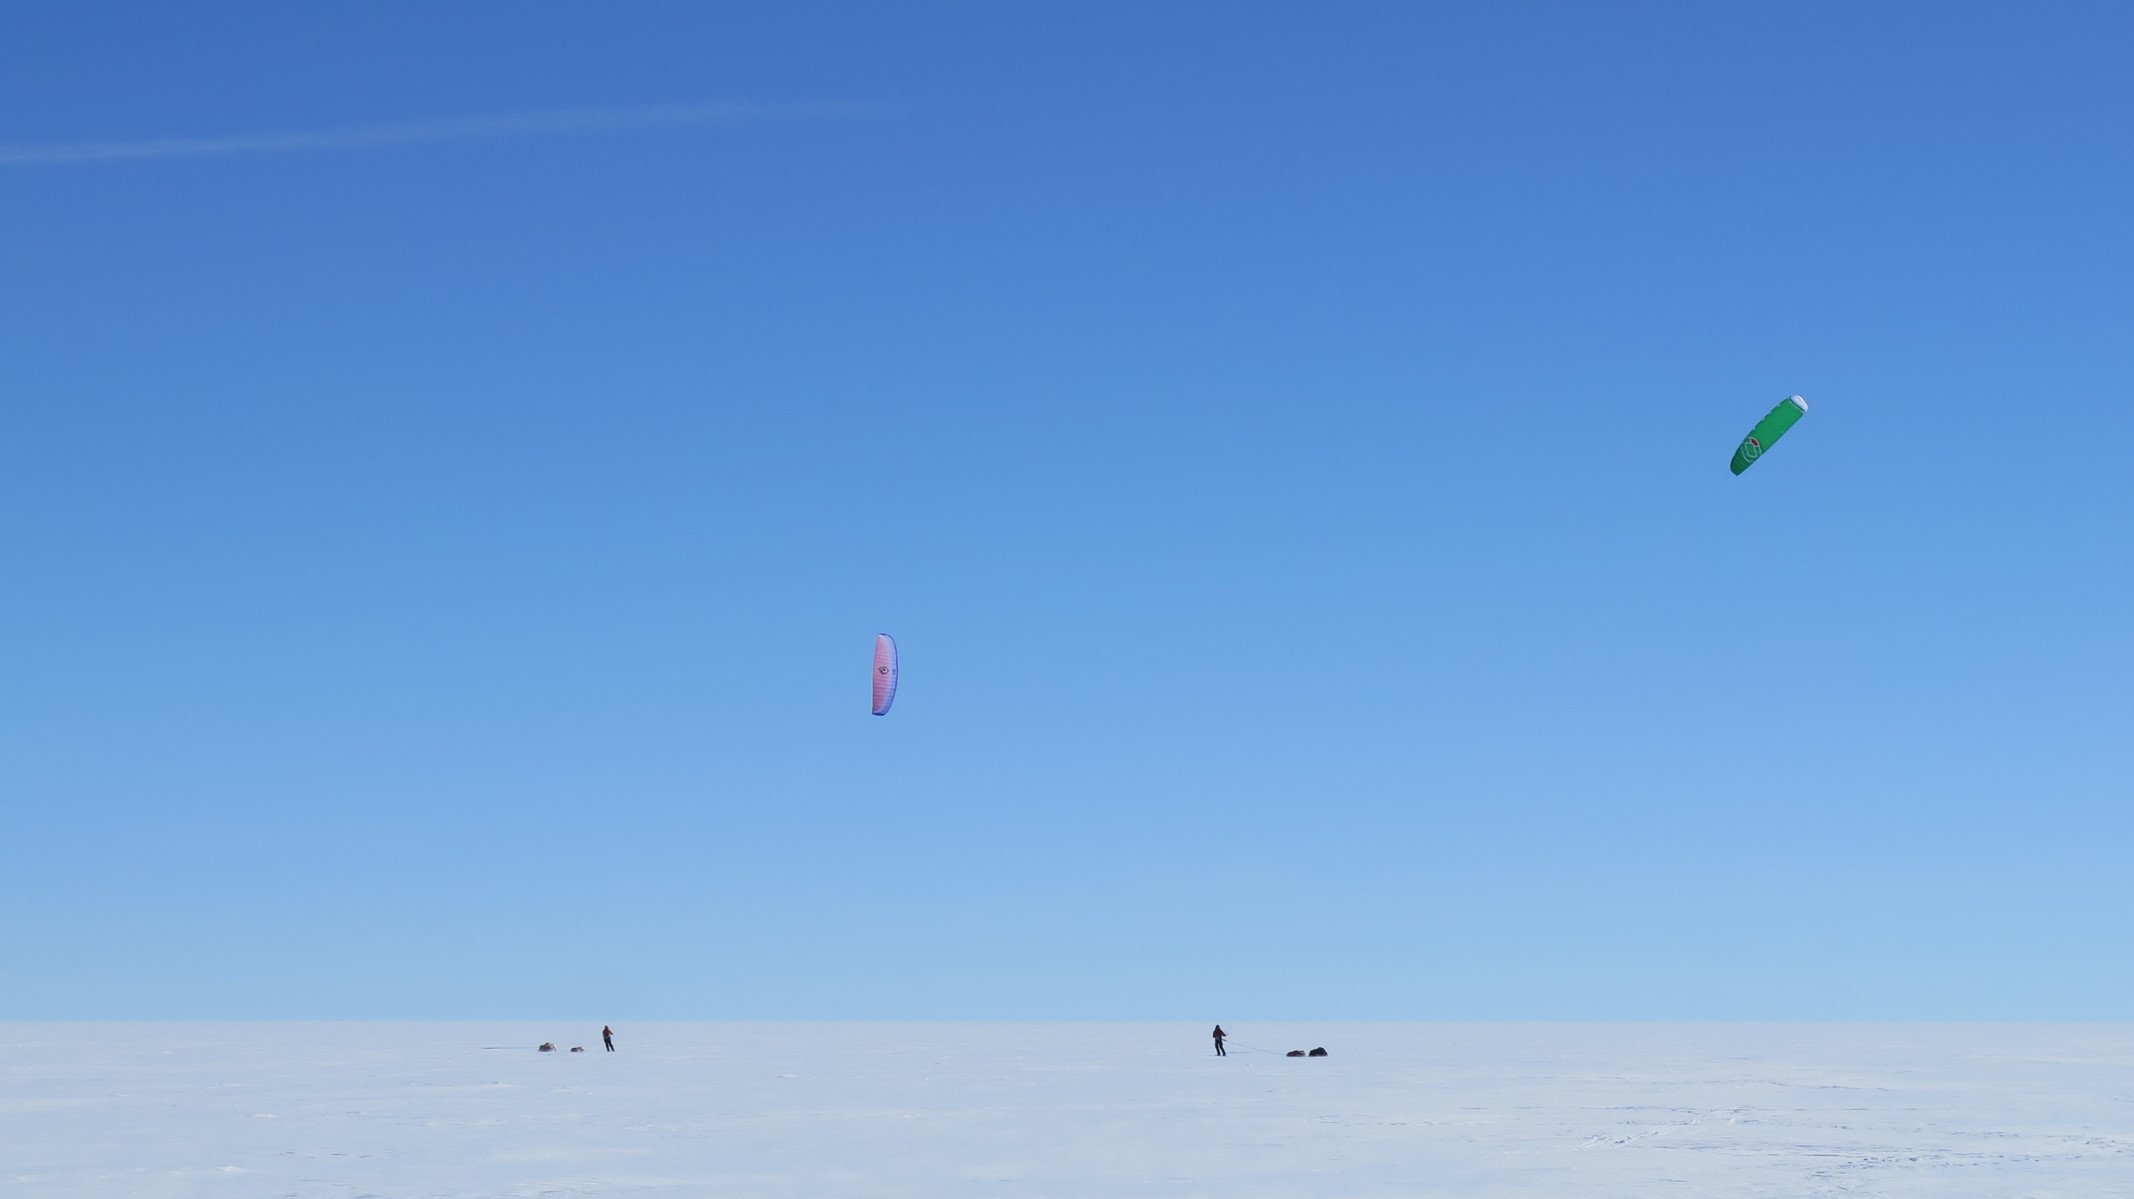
<box><xmin>5</xmin><ymin>2</ymin><xmax>2132</xmax><ymax>1020</ymax></box>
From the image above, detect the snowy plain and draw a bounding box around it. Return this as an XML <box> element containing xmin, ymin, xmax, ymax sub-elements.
<box><xmin>3</xmin><ymin>1022</ymin><xmax>2131</xmax><ymax>1198</ymax></box>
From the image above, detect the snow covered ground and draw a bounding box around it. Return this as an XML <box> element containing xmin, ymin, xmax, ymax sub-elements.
<box><xmin>3</xmin><ymin>1022</ymin><xmax>2131</xmax><ymax>1198</ymax></box>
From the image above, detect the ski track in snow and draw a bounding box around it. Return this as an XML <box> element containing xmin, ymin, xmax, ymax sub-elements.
<box><xmin>2</xmin><ymin>1023</ymin><xmax>2131</xmax><ymax>1198</ymax></box>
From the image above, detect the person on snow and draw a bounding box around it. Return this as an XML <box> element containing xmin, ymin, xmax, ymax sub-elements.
<box><xmin>1212</xmin><ymin>1025</ymin><xmax>1228</xmax><ymax>1056</ymax></box>
<box><xmin>602</xmin><ymin>1025</ymin><xmax>615</xmax><ymax>1052</ymax></box>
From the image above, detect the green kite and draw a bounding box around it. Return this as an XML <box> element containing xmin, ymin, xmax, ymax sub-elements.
<box><xmin>1731</xmin><ymin>395</ymin><xmax>1808</xmax><ymax>475</ymax></box>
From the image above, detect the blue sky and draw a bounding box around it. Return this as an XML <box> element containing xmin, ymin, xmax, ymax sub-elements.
<box><xmin>5</xmin><ymin>2</ymin><xmax>2132</xmax><ymax>1019</ymax></box>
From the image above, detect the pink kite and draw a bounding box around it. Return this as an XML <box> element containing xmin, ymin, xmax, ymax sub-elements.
<box><xmin>872</xmin><ymin>634</ymin><xmax>899</xmax><ymax>716</ymax></box>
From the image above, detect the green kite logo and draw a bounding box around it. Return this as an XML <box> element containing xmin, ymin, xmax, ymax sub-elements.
<box><xmin>1739</xmin><ymin>436</ymin><xmax>1762</xmax><ymax>461</ymax></box>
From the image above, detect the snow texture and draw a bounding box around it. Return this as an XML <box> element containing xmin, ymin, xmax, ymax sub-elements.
<box><xmin>3</xmin><ymin>1023</ymin><xmax>2132</xmax><ymax>1198</ymax></box>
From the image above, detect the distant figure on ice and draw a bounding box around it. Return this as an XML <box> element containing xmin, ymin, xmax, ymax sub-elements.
<box><xmin>1212</xmin><ymin>1025</ymin><xmax>1228</xmax><ymax>1056</ymax></box>
<box><xmin>602</xmin><ymin>1025</ymin><xmax>615</xmax><ymax>1052</ymax></box>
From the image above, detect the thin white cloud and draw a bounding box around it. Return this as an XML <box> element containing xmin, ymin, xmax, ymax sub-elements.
<box><xmin>0</xmin><ymin>101</ymin><xmax>863</xmax><ymax>166</ymax></box>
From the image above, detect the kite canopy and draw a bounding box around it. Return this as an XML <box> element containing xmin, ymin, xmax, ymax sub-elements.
<box><xmin>871</xmin><ymin>634</ymin><xmax>898</xmax><ymax>716</ymax></box>
<box><xmin>1731</xmin><ymin>395</ymin><xmax>1808</xmax><ymax>475</ymax></box>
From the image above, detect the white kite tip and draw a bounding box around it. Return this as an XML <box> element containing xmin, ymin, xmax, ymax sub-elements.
<box><xmin>1788</xmin><ymin>395</ymin><xmax>1808</xmax><ymax>411</ymax></box>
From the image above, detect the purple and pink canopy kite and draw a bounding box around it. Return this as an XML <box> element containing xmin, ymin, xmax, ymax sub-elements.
<box><xmin>871</xmin><ymin>633</ymin><xmax>899</xmax><ymax>716</ymax></box>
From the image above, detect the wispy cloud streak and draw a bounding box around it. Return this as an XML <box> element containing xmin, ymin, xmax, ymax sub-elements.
<box><xmin>0</xmin><ymin>101</ymin><xmax>862</xmax><ymax>166</ymax></box>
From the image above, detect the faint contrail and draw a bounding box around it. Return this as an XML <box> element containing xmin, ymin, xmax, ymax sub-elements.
<box><xmin>0</xmin><ymin>101</ymin><xmax>865</xmax><ymax>166</ymax></box>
